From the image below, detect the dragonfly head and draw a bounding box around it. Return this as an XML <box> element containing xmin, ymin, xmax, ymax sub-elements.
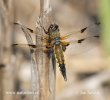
<box><xmin>48</xmin><ymin>24</ymin><xmax>59</xmax><ymax>33</ymax></box>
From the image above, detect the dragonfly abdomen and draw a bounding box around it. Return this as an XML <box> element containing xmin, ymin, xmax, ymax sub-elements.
<box><xmin>54</xmin><ymin>45</ymin><xmax>67</xmax><ymax>81</ymax></box>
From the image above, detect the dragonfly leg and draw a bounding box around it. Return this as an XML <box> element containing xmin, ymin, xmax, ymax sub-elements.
<box><xmin>42</xmin><ymin>27</ymin><xmax>49</xmax><ymax>35</ymax></box>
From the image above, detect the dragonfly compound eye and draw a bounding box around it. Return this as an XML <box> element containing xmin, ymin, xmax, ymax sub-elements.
<box><xmin>49</xmin><ymin>24</ymin><xmax>59</xmax><ymax>31</ymax></box>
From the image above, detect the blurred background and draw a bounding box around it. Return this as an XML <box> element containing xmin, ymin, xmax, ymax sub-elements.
<box><xmin>0</xmin><ymin>0</ymin><xmax>110</xmax><ymax>100</ymax></box>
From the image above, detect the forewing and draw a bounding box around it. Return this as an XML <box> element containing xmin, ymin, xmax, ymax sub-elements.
<box><xmin>61</xmin><ymin>23</ymin><xmax>100</xmax><ymax>40</ymax></box>
<box><xmin>14</xmin><ymin>22</ymin><xmax>34</xmax><ymax>45</ymax></box>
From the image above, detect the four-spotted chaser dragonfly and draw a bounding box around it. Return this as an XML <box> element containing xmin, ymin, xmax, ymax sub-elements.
<box><xmin>13</xmin><ymin>21</ymin><xmax>100</xmax><ymax>81</ymax></box>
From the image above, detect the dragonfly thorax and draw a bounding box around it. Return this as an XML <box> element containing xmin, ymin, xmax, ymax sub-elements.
<box><xmin>54</xmin><ymin>37</ymin><xmax>61</xmax><ymax>45</ymax></box>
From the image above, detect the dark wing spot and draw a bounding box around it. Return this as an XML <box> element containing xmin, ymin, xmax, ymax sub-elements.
<box><xmin>12</xmin><ymin>44</ymin><xmax>36</xmax><ymax>48</ymax></box>
<box><xmin>81</xmin><ymin>27</ymin><xmax>87</xmax><ymax>33</ymax></box>
<box><xmin>78</xmin><ymin>39</ymin><xmax>85</xmax><ymax>43</ymax></box>
<box><xmin>0</xmin><ymin>64</ymin><xmax>5</xmax><ymax>68</ymax></box>
<box><xmin>95</xmin><ymin>22</ymin><xmax>101</xmax><ymax>26</ymax></box>
<box><xmin>13</xmin><ymin>22</ymin><xmax>18</xmax><ymax>25</ymax></box>
<box><xmin>28</xmin><ymin>44</ymin><xmax>36</xmax><ymax>48</ymax></box>
<box><xmin>14</xmin><ymin>22</ymin><xmax>33</xmax><ymax>33</ymax></box>
<box><xmin>94</xmin><ymin>35</ymin><xmax>100</xmax><ymax>38</ymax></box>
<box><xmin>27</xmin><ymin>28</ymin><xmax>34</xmax><ymax>33</ymax></box>
<box><xmin>12</xmin><ymin>44</ymin><xmax>18</xmax><ymax>46</ymax></box>
<box><xmin>90</xmin><ymin>16</ymin><xmax>100</xmax><ymax>26</ymax></box>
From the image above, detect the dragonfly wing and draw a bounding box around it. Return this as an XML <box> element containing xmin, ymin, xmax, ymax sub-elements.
<box><xmin>61</xmin><ymin>27</ymin><xmax>87</xmax><ymax>40</ymax></box>
<box><xmin>66</xmin><ymin>35</ymin><xmax>99</xmax><ymax>44</ymax></box>
<box><xmin>14</xmin><ymin>22</ymin><xmax>35</xmax><ymax>45</ymax></box>
<box><xmin>61</xmin><ymin>35</ymin><xmax>100</xmax><ymax>56</ymax></box>
<box><xmin>14</xmin><ymin>22</ymin><xmax>48</xmax><ymax>41</ymax></box>
<box><xmin>14</xmin><ymin>22</ymin><xmax>34</xmax><ymax>33</ymax></box>
<box><xmin>12</xmin><ymin>44</ymin><xmax>47</xmax><ymax>49</ymax></box>
<box><xmin>12</xmin><ymin>44</ymin><xmax>36</xmax><ymax>48</ymax></box>
<box><xmin>61</xmin><ymin>23</ymin><xmax>100</xmax><ymax>40</ymax></box>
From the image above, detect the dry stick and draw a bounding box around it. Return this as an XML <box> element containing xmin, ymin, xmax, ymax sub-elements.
<box><xmin>35</xmin><ymin>0</ymin><xmax>56</xmax><ymax>100</ymax></box>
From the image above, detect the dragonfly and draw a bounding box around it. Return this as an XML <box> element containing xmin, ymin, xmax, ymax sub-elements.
<box><xmin>13</xmin><ymin>21</ymin><xmax>100</xmax><ymax>81</ymax></box>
